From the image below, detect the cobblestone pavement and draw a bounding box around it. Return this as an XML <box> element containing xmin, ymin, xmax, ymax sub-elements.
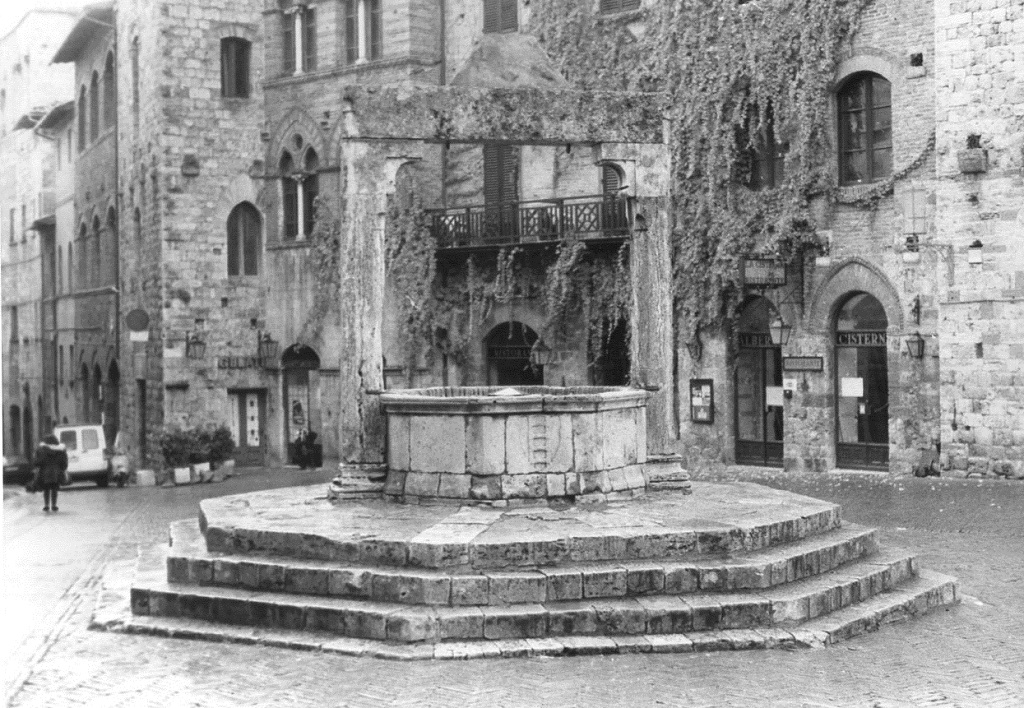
<box><xmin>4</xmin><ymin>466</ymin><xmax>1024</xmax><ymax>707</ymax></box>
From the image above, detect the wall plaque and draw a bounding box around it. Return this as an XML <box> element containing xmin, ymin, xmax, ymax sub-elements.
<box><xmin>689</xmin><ymin>378</ymin><xmax>714</xmax><ymax>424</ymax></box>
<box><xmin>783</xmin><ymin>356</ymin><xmax>824</xmax><ymax>372</ymax></box>
<box><xmin>742</xmin><ymin>258</ymin><xmax>787</xmax><ymax>287</ymax></box>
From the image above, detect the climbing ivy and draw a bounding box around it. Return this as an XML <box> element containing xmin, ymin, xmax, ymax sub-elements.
<box><xmin>299</xmin><ymin>196</ymin><xmax>341</xmax><ymax>346</ymax></box>
<box><xmin>532</xmin><ymin>0</ymin><xmax>877</xmax><ymax>349</ymax></box>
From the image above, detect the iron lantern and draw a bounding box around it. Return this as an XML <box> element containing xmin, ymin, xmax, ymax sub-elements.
<box><xmin>768</xmin><ymin>317</ymin><xmax>792</xmax><ymax>346</ymax></box>
<box><xmin>905</xmin><ymin>331</ymin><xmax>925</xmax><ymax>359</ymax></box>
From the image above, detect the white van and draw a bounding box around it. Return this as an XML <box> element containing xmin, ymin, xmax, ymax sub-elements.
<box><xmin>53</xmin><ymin>425</ymin><xmax>111</xmax><ymax>487</ymax></box>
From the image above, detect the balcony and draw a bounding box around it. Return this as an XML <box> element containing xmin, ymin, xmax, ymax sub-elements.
<box><xmin>429</xmin><ymin>195</ymin><xmax>630</xmax><ymax>252</ymax></box>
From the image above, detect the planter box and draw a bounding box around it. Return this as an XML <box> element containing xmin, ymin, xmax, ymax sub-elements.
<box><xmin>191</xmin><ymin>462</ymin><xmax>212</xmax><ymax>482</ymax></box>
<box><xmin>173</xmin><ymin>467</ymin><xmax>192</xmax><ymax>485</ymax></box>
<box><xmin>135</xmin><ymin>469</ymin><xmax>156</xmax><ymax>487</ymax></box>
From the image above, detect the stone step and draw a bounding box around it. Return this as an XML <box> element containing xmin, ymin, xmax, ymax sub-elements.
<box><xmin>166</xmin><ymin>519</ymin><xmax>880</xmax><ymax>606</ymax></box>
<box><xmin>132</xmin><ymin>546</ymin><xmax>918</xmax><ymax>643</ymax></box>
<box><xmin>116</xmin><ymin>564</ymin><xmax>956</xmax><ymax>659</ymax></box>
<box><xmin>197</xmin><ymin>483</ymin><xmax>843</xmax><ymax>570</ymax></box>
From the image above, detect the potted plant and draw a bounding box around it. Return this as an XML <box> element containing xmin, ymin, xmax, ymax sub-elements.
<box><xmin>159</xmin><ymin>427</ymin><xmax>194</xmax><ymax>485</ymax></box>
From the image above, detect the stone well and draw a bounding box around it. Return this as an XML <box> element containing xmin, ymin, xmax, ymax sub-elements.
<box><xmin>379</xmin><ymin>385</ymin><xmax>673</xmax><ymax>504</ymax></box>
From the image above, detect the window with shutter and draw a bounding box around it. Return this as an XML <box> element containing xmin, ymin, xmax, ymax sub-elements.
<box><xmin>345</xmin><ymin>0</ymin><xmax>359</xmax><ymax>63</ymax></box>
<box><xmin>368</xmin><ymin>0</ymin><xmax>382</xmax><ymax>59</ymax></box>
<box><xmin>89</xmin><ymin>72</ymin><xmax>99</xmax><ymax>142</ymax></box>
<box><xmin>601</xmin><ymin>163</ymin><xmax>622</xmax><ymax>195</ymax></box>
<box><xmin>302</xmin><ymin>7</ymin><xmax>317</xmax><ymax>71</ymax></box>
<box><xmin>484</xmin><ymin>0</ymin><xmax>517</xmax><ymax>33</ymax></box>
<box><xmin>228</xmin><ymin>203</ymin><xmax>262</xmax><ymax>276</ymax></box>
<box><xmin>282</xmin><ymin>12</ymin><xmax>295</xmax><ymax>73</ymax></box>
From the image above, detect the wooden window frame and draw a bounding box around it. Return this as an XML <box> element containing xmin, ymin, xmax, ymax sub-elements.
<box><xmin>221</xmin><ymin>38</ymin><xmax>251</xmax><ymax>99</ymax></box>
<box><xmin>838</xmin><ymin>73</ymin><xmax>893</xmax><ymax>186</ymax></box>
<box><xmin>228</xmin><ymin>203</ymin><xmax>262</xmax><ymax>276</ymax></box>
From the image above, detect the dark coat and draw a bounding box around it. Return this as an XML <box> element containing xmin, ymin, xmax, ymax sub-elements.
<box><xmin>34</xmin><ymin>442</ymin><xmax>69</xmax><ymax>486</ymax></box>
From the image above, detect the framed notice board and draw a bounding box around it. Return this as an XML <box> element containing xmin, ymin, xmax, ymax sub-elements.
<box><xmin>689</xmin><ymin>378</ymin><xmax>714</xmax><ymax>424</ymax></box>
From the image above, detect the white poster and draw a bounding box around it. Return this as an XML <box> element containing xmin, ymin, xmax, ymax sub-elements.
<box><xmin>765</xmin><ymin>386</ymin><xmax>785</xmax><ymax>407</ymax></box>
<box><xmin>840</xmin><ymin>377</ymin><xmax>864</xmax><ymax>397</ymax></box>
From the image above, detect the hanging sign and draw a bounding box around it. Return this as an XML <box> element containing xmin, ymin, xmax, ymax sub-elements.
<box><xmin>836</xmin><ymin>331</ymin><xmax>887</xmax><ymax>346</ymax></box>
<box><xmin>689</xmin><ymin>378</ymin><xmax>714</xmax><ymax>424</ymax></box>
<box><xmin>742</xmin><ymin>258</ymin><xmax>787</xmax><ymax>287</ymax></box>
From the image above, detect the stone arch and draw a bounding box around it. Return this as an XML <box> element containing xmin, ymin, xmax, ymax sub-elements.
<box><xmin>208</xmin><ymin>21</ymin><xmax>258</xmax><ymax>44</ymax></box>
<box><xmin>833</xmin><ymin>50</ymin><xmax>899</xmax><ymax>90</ymax></box>
<box><xmin>215</xmin><ymin>172</ymin><xmax>263</xmax><ymax>225</ymax></box>
<box><xmin>269</xmin><ymin>108</ymin><xmax>327</xmax><ymax>168</ymax></box>
<box><xmin>808</xmin><ymin>258</ymin><xmax>904</xmax><ymax>333</ymax></box>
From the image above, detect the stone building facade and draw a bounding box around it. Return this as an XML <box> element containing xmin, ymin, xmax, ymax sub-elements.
<box><xmin>31</xmin><ymin>0</ymin><xmax>1021</xmax><ymax>477</ymax></box>
<box><xmin>682</xmin><ymin>0</ymin><xmax>1023</xmax><ymax>477</ymax></box>
<box><xmin>1</xmin><ymin>9</ymin><xmax>76</xmax><ymax>460</ymax></box>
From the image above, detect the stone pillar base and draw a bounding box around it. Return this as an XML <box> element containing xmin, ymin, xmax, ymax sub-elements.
<box><xmin>644</xmin><ymin>453</ymin><xmax>692</xmax><ymax>494</ymax></box>
<box><xmin>327</xmin><ymin>463</ymin><xmax>388</xmax><ymax>503</ymax></box>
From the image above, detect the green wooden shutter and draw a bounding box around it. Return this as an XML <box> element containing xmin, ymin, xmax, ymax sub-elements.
<box><xmin>483</xmin><ymin>0</ymin><xmax>499</xmax><ymax>33</ymax></box>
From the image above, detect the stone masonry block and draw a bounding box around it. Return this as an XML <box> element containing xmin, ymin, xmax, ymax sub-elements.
<box><xmin>383</xmin><ymin>471</ymin><xmax>407</xmax><ymax>497</ymax></box>
<box><xmin>664</xmin><ymin>564</ymin><xmax>700</xmax><ymax>593</ymax></box>
<box><xmin>437</xmin><ymin>474</ymin><xmax>472</xmax><ymax>499</ymax></box>
<box><xmin>404</xmin><ymin>472</ymin><xmax>441</xmax><ymax>497</ymax></box>
<box><xmin>540</xmin><ymin>568</ymin><xmax>583</xmax><ymax>602</ymax></box>
<box><xmin>482</xmin><ymin>605</ymin><xmax>547</xmax><ymax>640</ymax></box>
<box><xmin>285</xmin><ymin>566</ymin><xmax>329</xmax><ymax>595</ymax></box>
<box><xmin>505</xmin><ymin>415</ymin><xmax>533</xmax><ymax>475</ymax></box>
<box><xmin>487</xmin><ymin>572</ymin><xmax>547</xmax><ymax>604</ymax></box>
<box><xmin>212</xmin><ymin>559</ymin><xmax>238</xmax><ymax>586</ymax></box>
<box><xmin>626</xmin><ymin>565</ymin><xmax>666</xmax><ymax>595</ymax></box>
<box><xmin>546</xmin><ymin>473</ymin><xmax>566</xmax><ymax>497</ymax></box>
<box><xmin>638</xmin><ymin>596</ymin><xmax>692</xmax><ymax>634</ymax></box>
<box><xmin>465</xmin><ymin>415</ymin><xmax>506</xmax><ymax>475</ymax></box>
<box><xmin>387</xmin><ymin>414</ymin><xmax>411</xmax><ymax>472</ymax></box>
<box><xmin>582</xmin><ymin>567</ymin><xmax>627</xmax><ymax>598</ymax></box>
<box><xmin>327</xmin><ymin>568</ymin><xmax>373</xmax><ymax>598</ymax></box>
<box><xmin>571</xmin><ymin>411</ymin><xmax>604</xmax><ymax>472</ymax></box>
<box><xmin>386</xmin><ymin>611</ymin><xmax>440</xmax><ymax>642</ymax></box>
<box><xmin>470</xmin><ymin>475</ymin><xmax>502</xmax><ymax>500</ymax></box>
<box><xmin>545</xmin><ymin>601</ymin><xmax>599</xmax><ymax>635</ymax></box>
<box><xmin>409</xmin><ymin>415</ymin><xmax>466</xmax><ymax>474</ymax></box>
<box><xmin>501</xmin><ymin>473</ymin><xmax>546</xmax><ymax>498</ymax></box>
<box><xmin>593</xmin><ymin>599</ymin><xmax>647</xmax><ymax>634</ymax></box>
<box><xmin>373</xmin><ymin>571</ymin><xmax>452</xmax><ymax>605</ymax></box>
<box><xmin>436</xmin><ymin>607</ymin><xmax>485</xmax><ymax>640</ymax></box>
<box><xmin>450</xmin><ymin>575</ymin><xmax>490</xmax><ymax>606</ymax></box>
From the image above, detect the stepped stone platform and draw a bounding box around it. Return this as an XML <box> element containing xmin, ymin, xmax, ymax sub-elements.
<box><xmin>106</xmin><ymin>481</ymin><xmax>958</xmax><ymax>660</ymax></box>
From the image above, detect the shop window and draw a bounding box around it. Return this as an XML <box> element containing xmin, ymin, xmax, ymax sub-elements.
<box><xmin>282</xmin><ymin>4</ymin><xmax>316</xmax><ymax>75</ymax></box>
<box><xmin>227</xmin><ymin>202</ymin><xmax>262</xmax><ymax>275</ymax></box>
<box><xmin>345</xmin><ymin>0</ymin><xmax>382</xmax><ymax>63</ymax></box>
<box><xmin>221</xmin><ymin>38</ymin><xmax>251</xmax><ymax>98</ymax></box>
<box><xmin>89</xmin><ymin>71</ymin><xmax>99</xmax><ymax>142</ymax></box>
<box><xmin>483</xmin><ymin>0</ymin><xmax>518</xmax><ymax>33</ymax></box>
<box><xmin>838</xmin><ymin>73</ymin><xmax>892</xmax><ymax>185</ymax></box>
<box><xmin>103</xmin><ymin>52</ymin><xmax>116</xmax><ymax>130</ymax></box>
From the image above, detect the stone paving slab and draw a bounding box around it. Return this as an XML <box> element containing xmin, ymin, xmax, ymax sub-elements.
<box><xmin>198</xmin><ymin>482</ymin><xmax>840</xmax><ymax>569</ymax></box>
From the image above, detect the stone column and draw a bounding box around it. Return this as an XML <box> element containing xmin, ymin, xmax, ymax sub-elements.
<box><xmin>332</xmin><ymin>138</ymin><xmax>423</xmax><ymax>498</ymax></box>
<box><xmin>630</xmin><ymin>195</ymin><xmax>675</xmax><ymax>453</ymax></box>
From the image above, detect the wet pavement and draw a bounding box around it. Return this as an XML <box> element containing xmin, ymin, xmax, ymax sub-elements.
<box><xmin>4</xmin><ymin>465</ymin><xmax>1024</xmax><ymax>707</ymax></box>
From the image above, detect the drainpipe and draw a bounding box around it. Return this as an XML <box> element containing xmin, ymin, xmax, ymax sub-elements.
<box><xmin>439</xmin><ymin>0</ymin><xmax>448</xmax><ymax>206</ymax></box>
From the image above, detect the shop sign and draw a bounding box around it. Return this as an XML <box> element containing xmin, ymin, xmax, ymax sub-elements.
<box><xmin>488</xmin><ymin>346</ymin><xmax>532</xmax><ymax>361</ymax></box>
<box><xmin>218</xmin><ymin>355</ymin><xmax>264</xmax><ymax>370</ymax></box>
<box><xmin>783</xmin><ymin>356</ymin><xmax>824</xmax><ymax>372</ymax></box>
<box><xmin>835</xmin><ymin>331</ymin><xmax>887</xmax><ymax>347</ymax></box>
<box><xmin>742</xmin><ymin>258</ymin><xmax>787</xmax><ymax>287</ymax></box>
<box><xmin>738</xmin><ymin>332</ymin><xmax>774</xmax><ymax>348</ymax></box>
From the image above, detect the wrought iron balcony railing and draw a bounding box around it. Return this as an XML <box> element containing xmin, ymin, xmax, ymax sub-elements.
<box><xmin>429</xmin><ymin>195</ymin><xmax>629</xmax><ymax>250</ymax></box>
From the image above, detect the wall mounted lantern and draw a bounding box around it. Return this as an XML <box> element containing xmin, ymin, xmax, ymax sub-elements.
<box><xmin>530</xmin><ymin>339</ymin><xmax>554</xmax><ymax>367</ymax></box>
<box><xmin>185</xmin><ymin>333</ymin><xmax>207</xmax><ymax>359</ymax></box>
<box><xmin>257</xmin><ymin>332</ymin><xmax>280</xmax><ymax>369</ymax></box>
<box><xmin>768</xmin><ymin>316</ymin><xmax>792</xmax><ymax>346</ymax></box>
<box><xmin>968</xmin><ymin>239</ymin><xmax>983</xmax><ymax>265</ymax></box>
<box><xmin>905</xmin><ymin>331</ymin><xmax>925</xmax><ymax>359</ymax></box>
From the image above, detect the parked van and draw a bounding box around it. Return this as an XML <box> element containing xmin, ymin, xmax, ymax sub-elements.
<box><xmin>53</xmin><ymin>425</ymin><xmax>111</xmax><ymax>487</ymax></box>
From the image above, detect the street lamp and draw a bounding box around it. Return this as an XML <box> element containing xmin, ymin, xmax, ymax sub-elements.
<box><xmin>905</xmin><ymin>331</ymin><xmax>925</xmax><ymax>359</ymax></box>
<box><xmin>257</xmin><ymin>332</ymin><xmax>279</xmax><ymax>369</ymax></box>
<box><xmin>768</xmin><ymin>317</ymin><xmax>792</xmax><ymax>346</ymax></box>
<box><xmin>530</xmin><ymin>339</ymin><xmax>554</xmax><ymax>368</ymax></box>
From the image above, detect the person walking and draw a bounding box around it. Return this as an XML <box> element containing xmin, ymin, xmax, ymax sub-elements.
<box><xmin>33</xmin><ymin>434</ymin><xmax>69</xmax><ymax>513</ymax></box>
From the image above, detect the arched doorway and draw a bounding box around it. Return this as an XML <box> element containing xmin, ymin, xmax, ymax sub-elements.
<box><xmin>834</xmin><ymin>292</ymin><xmax>889</xmax><ymax>469</ymax></box>
<box><xmin>734</xmin><ymin>297</ymin><xmax>784</xmax><ymax>467</ymax></box>
<box><xmin>484</xmin><ymin>322</ymin><xmax>543</xmax><ymax>386</ymax></box>
<box><xmin>591</xmin><ymin>319</ymin><xmax>630</xmax><ymax>386</ymax></box>
<box><xmin>281</xmin><ymin>344</ymin><xmax>321</xmax><ymax>466</ymax></box>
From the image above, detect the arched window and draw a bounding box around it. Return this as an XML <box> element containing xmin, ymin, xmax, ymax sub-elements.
<box><xmin>281</xmin><ymin>3</ymin><xmax>316</xmax><ymax>75</ymax></box>
<box><xmin>280</xmin><ymin>152</ymin><xmax>298</xmax><ymax>240</ymax></box>
<box><xmin>77</xmin><ymin>86</ymin><xmax>87</xmax><ymax>150</ymax></box>
<box><xmin>89</xmin><ymin>71</ymin><xmax>100</xmax><ymax>142</ymax></box>
<box><xmin>227</xmin><ymin>202</ymin><xmax>262</xmax><ymax>275</ymax></box>
<box><xmin>103</xmin><ymin>52</ymin><xmax>116</xmax><ymax>129</ymax></box>
<box><xmin>303</xmin><ymin>149</ymin><xmax>319</xmax><ymax>237</ymax></box>
<box><xmin>838</xmin><ymin>73</ymin><xmax>892</xmax><ymax>185</ymax></box>
<box><xmin>220</xmin><ymin>38</ymin><xmax>251</xmax><ymax>98</ymax></box>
